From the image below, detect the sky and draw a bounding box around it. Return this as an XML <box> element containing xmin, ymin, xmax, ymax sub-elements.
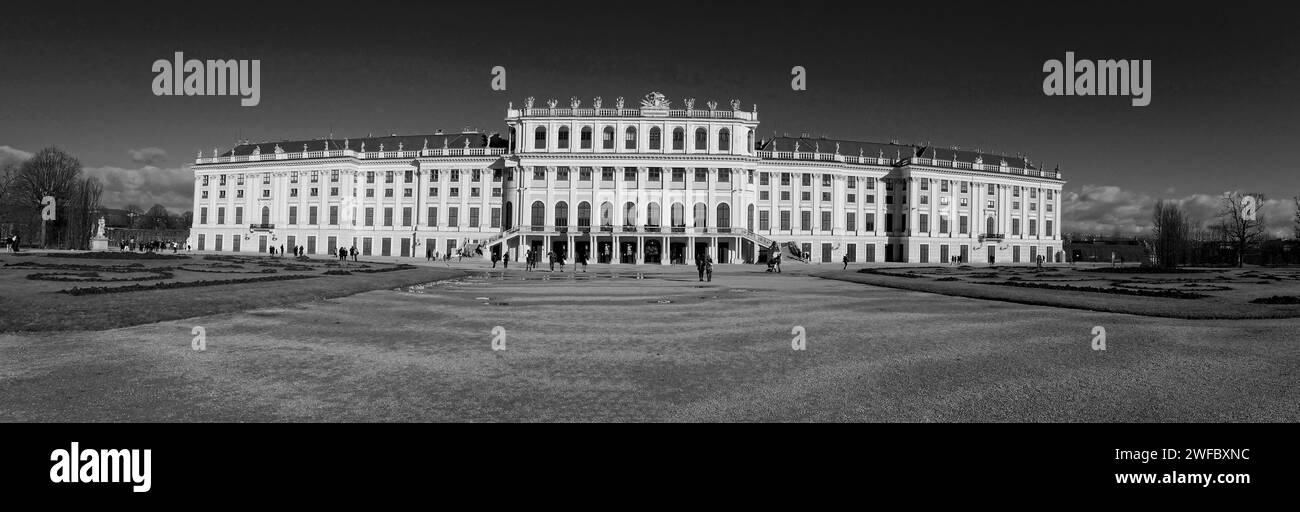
<box><xmin>2</xmin><ymin>1</ymin><xmax>1298</xmax><ymax>236</ymax></box>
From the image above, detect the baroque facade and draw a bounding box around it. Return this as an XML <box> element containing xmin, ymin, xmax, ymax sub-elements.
<box><xmin>190</xmin><ymin>92</ymin><xmax>1065</xmax><ymax>265</ymax></box>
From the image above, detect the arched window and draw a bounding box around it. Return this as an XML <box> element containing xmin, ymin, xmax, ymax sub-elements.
<box><xmin>694</xmin><ymin>202</ymin><xmax>708</xmax><ymax>228</ymax></box>
<box><xmin>671</xmin><ymin>203</ymin><xmax>685</xmax><ymax>227</ymax></box>
<box><xmin>647</xmin><ymin>202</ymin><xmax>661</xmax><ymax>227</ymax></box>
<box><xmin>987</xmin><ymin>216</ymin><xmax>996</xmax><ymax>234</ymax></box>
<box><xmin>509</xmin><ymin>128</ymin><xmax>517</xmax><ymax>152</ymax></box>
<box><xmin>580</xmin><ymin>126</ymin><xmax>593</xmax><ymax>149</ymax></box>
<box><xmin>557</xmin><ymin>126</ymin><xmax>570</xmax><ymax>149</ymax></box>
<box><xmin>530</xmin><ymin>201</ymin><xmax>545</xmax><ymax>228</ymax></box>
<box><xmin>718</xmin><ymin>128</ymin><xmax>731</xmax><ymax>151</ymax></box>
<box><xmin>555</xmin><ymin>201</ymin><xmax>569</xmax><ymax>228</ymax></box>
<box><xmin>672</xmin><ymin>127</ymin><xmax>685</xmax><ymax>150</ymax></box>
<box><xmin>534</xmin><ymin>126</ymin><xmax>547</xmax><ymax>150</ymax></box>
<box><xmin>649</xmin><ymin>127</ymin><xmax>661</xmax><ymax>150</ymax></box>
<box><xmin>717</xmin><ymin>203</ymin><xmax>731</xmax><ymax>229</ymax></box>
<box><xmin>600</xmin><ymin>202</ymin><xmax>613</xmax><ymax>227</ymax></box>
<box><xmin>694</xmin><ymin>128</ymin><xmax>708</xmax><ymax>151</ymax></box>
<box><xmin>624</xmin><ymin>202</ymin><xmax>637</xmax><ymax>226</ymax></box>
<box><xmin>602</xmin><ymin>126</ymin><xmax>615</xmax><ymax>149</ymax></box>
<box><xmin>624</xmin><ymin>127</ymin><xmax>637</xmax><ymax>150</ymax></box>
<box><xmin>577</xmin><ymin>201</ymin><xmax>591</xmax><ymax>228</ymax></box>
<box><xmin>747</xmin><ymin>130</ymin><xmax>755</xmax><ymax>154</ymax></box>
<box><xmin>261</xmin><ymin>206</ymin><xmax>270</xmax><ymax>225</ymax></box>
<box><xmin>747</xmin><ymin>204</ymin><xmax>754</xmax><ymax>231</ymax></box>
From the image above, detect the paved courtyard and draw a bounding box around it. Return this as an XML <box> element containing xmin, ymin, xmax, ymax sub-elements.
<box><xmin>2</xmin><ymin>262</ymin><xmax>1296</xmax><ymax>422</ymax></box>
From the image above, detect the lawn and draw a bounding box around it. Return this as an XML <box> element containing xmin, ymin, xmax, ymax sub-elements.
<box><xmin>0</xmin><ymin>251</ymin><xmax>466</xmax><ymax>332</ymax></box>
<box><xmin>813</xmin><ymin>265</ymin><xmax>1300</xmax><ymax>319</ymax></box>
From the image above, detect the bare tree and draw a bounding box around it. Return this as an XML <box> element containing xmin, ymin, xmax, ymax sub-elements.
<box><xmin>1294</xmin><ymin>196</ymin><xmax>1299</xmax><ymax>239</ymax></box>
<box><xmin>13</xmin><ymin>147</ymin><xmax>84</xmax><ymax>248</ymax></box>
<box><xmin>1216</xmin><ymin>192</ymin><xmax>1266</xmax><ymax>268</ymax></box>
<box><xmin>1151</xmin><ymin>200</ymin><xmax>1191</xmax><ymax>269</ymax></box>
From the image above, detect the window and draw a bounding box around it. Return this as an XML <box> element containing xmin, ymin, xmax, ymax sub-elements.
<box><xmin>822</xmin><ymin>175</ymin><xmax>832</xmax><ymax>187</ymax></box>
<box><xmin>492</xmin><ymin>188</ymin><xmax>502</xmax><ymax>197</ymax></box>
<box><xmin>579</xmin><ymin>167</ymin><xmax>592</xmax><ymax>181</ymax></box>
<box><xmin>624</xmin><ymin>167</ymin><xmax>637</xmax><ymax>182</ymax></box>
<box><xmin>1013</xmin><ymin>187</ymin><xmax>1021</xmax><ymax>197</ymax></box>
<box><xmin>694</xmin><ymin>128</ymin><xmax>707</xmax><ymax>151</ymax></box>
<box><xmin>533</xmin><ymin>167</ymin><xmax>546</xmax><ymax>180</ymax></box>
<box><xmin>820</xmin><ymin>211</ymin><xmax>831</xmax><ymax>231</ymax></box>
<box><xmin>801</xmin><ymin>211</ymin><xmax>812</xmax><ymax>230</ymax></box>
<box><xmin>941</xmin><ymin>180</ymin><xmax>949</xmax><ymax>192</ymax></box>
<box><xmin>648</xmin><ymin>168</ymin><xmax>661</xmax><ymax>182</ymax></box>
<box><xmin>601</xmin><ymin>167</ymin><xmax>614</xmax><ymax>181</ymax></box>
<box><xmin>1031</xmin><ymin>189</ymin><xmax>1038</xmax><ymax>199</ymax></box>
<box><xmin>961</xmin><ymin>182</ymin><xmax>968</xmax><ymax>194</ymax></box>
<box><xmin>920</xmin><ymin>180</ymin><xmax>929</xmax><ymax>191</ymax></box>
<box><xmin>940</xmin><ymin>215</ymin><xmax>949</xmax><ymax>233</ymax></box>
<box><xmin>200</xmin><ymin>207</ymin><xmax>208</xmax><ymax>224</ymax></box>
<box><xmin>802</xmin><ymin>174</ymin><xmax>812</xmax><ymax>187</ymax></box>
<box><xmin>988</xmin><ymin>184</ymin><xmax>996</xmax><ymax>195</ymax></box>
<box><xmin>694</xmin><ymin>168</ymin><xmax>707</xmax><ymax>183</ymax></box>
<box><xmin>865</xmin><ymin>213</ymin><xmax>875</xmax><ymax>231</ymax></box>
<box><xmin>202</xmin><ymin>176</ymin><xmax>210</xmax><ymax>186</ymax></box>
<box><xmin>264</xmin><ymin>174</ymin><xmax>272</xmax><ymax>185</ymax></box>
<box><xmin>469</xmin><ymin>207</ymin><xmax>479</xmax><ymax>228</ymax></box>
<box><xmin>1012</xmin><ymin>218</ymin><xmax>1021</xmax><ymax>236</ymax></box>
<box><xmin>402</xmin><ymin>207</ymin><xmax>412</xmax><ymax>227</ymax></box>
<box><xmin>1046</xmin><ymin>220</ymin><xmax>1054</xmax><ymax>237</ymax></box>
<box><xmin>781</xmin><ymin>173</ymin><xmax>791</xmax><ymax>186</ymax></box>
<box><xmin>448</xmin><ymin>207</ymin><xmax>459</xmax><ymax>227</ymax></box>
<box><xmin>580</xmin><ymin>127</ymin><xmax>592</xmax><ymax>149</ymax></box>
<box><xmin>672</xmin><ymin>128</ymin><xmax>684</xmax><ymax>150</ymax></box>
<box><xmin>866</xmin><ymin>194</ymin><xmax>874</xmax><ymax>204</ymax></box>
<box><xmin>940</xmin><ymin>196</ymin><xmax>949</xmax><ymax>205</ymax></box>
<box><xmin>363</xmin><ymin>189</ymin><xmax>372</xmax><ymax>198</ymax></box>
<box><xmin>847</xmin><ymin>193</ymin><xmax>855</xmax><ymax>203</ymax></box>
<box><xmin>329</xmin><ymin>206</ymin><xmax>339</xmax><ymax>225</ymax></box>
<box><xmin>366</xmin><ymin>171</ymin><xmax>374</xmax><ymax>184</ymax></box>
<box><xmin>490</xmin><ymin>207</ymin><xmax>501</xmax><ymax>228</ymax></box>
<box><xmin>365</xmin><ymin>208</ymin><xmax>375</xmax><ymax>227</ymax></box>
<box><xmin>384</xmin><ymin>171</ymin><xmax>393</xmax><ymax>183</ymax></box>
<box><xmin>403</xmin><ymin>170</ymin><xmax>413</xmax><ymax>183</ymax></box>
<box><xmin>780</xmin><ymin>211</ymin><xmax>791</xmax><ymax>230</ymax></box>
<box><xmin>759</xmin><ymin>210</ymin><xmax>770</xmax><ymax>230</ymax></box>
<box><xmin>801</xmin><ymin>192</ymin><xmax>811</xmax><ymax>201</ymax></box>
<box><xmin>846</xmin><ymin>213</ymin><xmax>856</xmax><ymax>231</ymax></box>
<box><xmin>602</xmin><ymin>126</ymin><xmax>615</xmax><ymax>149</ymax></box>
<box><xmin>920</xmin><ymin>214</ymin><xmax>929</xmax><ymax>232</ymax></box>
<box><xmin>288</xmin><ymin>207</ymin><xmax>296</xmax><ymax>225</ymax></box>
<box><xmin>960</xmin><ymin>215</ymin><xmax>969</xmax><ymax>234</ymax></box>
<box><xmin>1029</xmin><ymin>219</ymin><xmax>1038</xmax><ymax>236</ymax></box>
<box><xmin>426</xmin><ymin>207</ymin><xmax>436</xmax><ymax>227</ymax></box>
<box><xmin>534</xmin><ymin>127</ymin><xmax>547</xmax><ymax>149</ymax></box>
<box><xmin>781</xmin><ymin>191</ymin><xmax>791</xmax><ymax>201</ymax></box>
<box><xmin>624</xmin><ymin>127</ymin><xmax>637</xmax><ymax>150</ymax></box>
<box><xmin>237</xmin><ymin>175</ymin><xmax>245</xmax><ymax>186</ymax></box>
<box><xmin>556</xmin><ymin>167</ymin><xmax>569</xmax><ymax>181</ymax></box>
<box><xmin>384</xmin><ymin>189</ymin><xmax>393</xmax><ymax>198</ymax></box>
<box><xmin>219</xmin><ymin>175</ymin><xmax>227</xmax><ymax>186</ymax></box>
<box><xmin>450</xmin><ymin>187</ymin><xmax>459</xmax><ymax>197</ymax></box>
<box><xmin>331</xmin><ymin>187</ymin><xmax>339</xmax><ymax>197</ymax></box>
<box><xmin>577</xmin><ymin>202</ymin><xmax>591</xmax><ymax>228</ymax></box>
<box><xmin>960</xmin><ymin>198</ymin><xmax>969</xmax><ymax>206</ymax></box>
<box><xmin>672</xmin><ymin>168</ymin><xmax>685</xmax><ymax>182</ymax></box>
<box><xmin>307</xmin><ymin>206</ymin><xmax>317</xmax><ymax>225</ymax></box>
<box><xmin>718</xmin><ymin>128</ymin><xmax>730</xmax><ymax>151</ymax></box>
<box><xmin>236</xmin><ymin>190</ymin><xmax>244</xmax><ymax>198</ymax></box>
<box><xmin>760</xmin><ymin>172</ymin><xmax>769</xmax><ymax>186</ymax></box>
<box><xmin>822</xmin><ymin>192</ymin><xmax>831</xmax><ymax>202</ymax></box>
<box><xmin>235</xmin><ymin>207</ymin><xmax>244</xmax><ymax>225</ymax></box>
<box><xmin>470</xmin><ymin>188</ymin><xmax>480</xmax><ymax>198</ymax></box>
<box><xmin>1030</xmin><ymin>202</ymin><xmax>1037</xmax><ymax>211</ymax></box>
<box><xmin>202</xmin><ymin>190</ymin><xmax>209</xmax><ymax>199</ymax></box>
<box><xmin>309</xmin><ymin>188</ymin><xmax>318</xmax><ymax>197</ymax></box>
<box><xmin>920</xmin><ymin>195</ymin><xmax>929</xmax><ymax>205</ymax></box>
<box><xmin>557</xmin><ymin>126</ymin><xmax>570</xmax><ymax>149</ymax></box>
<box><xmin>866</xmin><ymin>177</ymin><xmax>876</xmax><ymax>190</ymax></box>
<box><xmin>428</xmin><ymin>187</ymin><xmax>437</xmax><ymax>197</ymax></box>
<box><xmin>649</xmin><ymin>127</ymin><xmax>661</xmax><ymax>150</ymax></box>
<box><xmin>1013</xmin><ymin>201</ymin><xmax>1020</xmax><ymax>210</ymax></box>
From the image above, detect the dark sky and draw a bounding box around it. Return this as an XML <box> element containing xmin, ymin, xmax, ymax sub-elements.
<box><xmin>2</xmin><ymin>1</ymin><xmax>1298</xmax><ymax>234</ymax></box>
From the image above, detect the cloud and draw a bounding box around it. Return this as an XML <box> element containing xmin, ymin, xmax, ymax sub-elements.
<box><xmin>0</xmin><ymin>145</ymin><xmax>32</xmax><ymax>168</ymax></box>
<box><xmin>83</xmin><ymin>163</ymin><xmax>193</xmax><ymax>213</ymax></box>
<box><xmin>128</xmin><ymin>147</ymin><xmax>168</xmax><ymax>167</ymax></box>
<box><xmin>1065</xmin><ymin>184</ymin><xmax>1298</xmax><ymax>238</ymax></box>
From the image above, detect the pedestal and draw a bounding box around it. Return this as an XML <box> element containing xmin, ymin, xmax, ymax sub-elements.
<box><xmin>90</xmin><ymin>236</ymin><xmax>110</xmax><ymax>251</ymax></box>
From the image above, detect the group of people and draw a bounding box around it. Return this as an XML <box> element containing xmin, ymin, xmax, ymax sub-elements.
<box><xmin>517</xmin><ymin>249</ymin><xmax>590</xmax><ymax>273</ymax></box>
<box><xmin>766</xmin><ymin>242</ymin><xmax>783</xmax><ymax>273</ymax></box>
<box><xmin>5</xmin><ymin>234</ymin><xmax>18</xmax><ymax>253</ymax></box>
<box><xmin>425</xmin><ymin>248</ymin><xmax>465</xmax><ymax>263</ymax></box>
<box><xmin>336</xmin><ymin>246</ymin><xmax>358</xmax><ymax>262</ymax></box>
<box><xmin>119</xmin><ymin>238</ymin><xmax>184</xmax><ymax>253</ymax></box>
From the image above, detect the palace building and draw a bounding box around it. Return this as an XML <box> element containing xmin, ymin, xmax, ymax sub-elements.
<box><xmin>189</xmin><ymin>92</ymin><xmax>1065</xmax><ymax>265</ymax></box>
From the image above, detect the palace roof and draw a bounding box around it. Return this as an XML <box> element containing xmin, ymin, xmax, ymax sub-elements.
<box><xmin>218</xmin><ymin>132</ymin><xmax>490</xmax><ymax>158</ymax></box>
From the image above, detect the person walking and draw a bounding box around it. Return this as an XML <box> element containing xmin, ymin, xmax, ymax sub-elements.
<box><xmin>280</xmin><ymin>245</ymin><xmax>285</xmax><ymax>258</ymax></box>
<box><xmin>426</xmin><ymin>246</ymin><xmax>433</xmax><ymax>262</ymax></box>
<box><xmin>696</xmin><ymin>253</ymin><xmax>706</xmax><ymax>282</ymax></box>
<box><xmin>350</xmin><ymin>245</ymin><xmax>358</xmax><ymax>262</ymax></box>
<box><xmin>579</xmin><ymin>251</ymin><xmax>588</xmax><ymax>272</ymax></box>
<box><xmin>502</xmin><ymin>251</ymin><xmax>509</xmax><ymax>270</ymax></box>
<box><xmin>704</xmin><ymin>254</ymin><xmax>714</xmax><ymax>282</ymax></box>
<box><xmin>842</xmin><ymin>253</ymin><xmax>850</xmax><ymax>270</ymax></box>
<box><xmin>547</xmin><ymin>250</ymin><xmax>556</xmax><ymax>272</ymax></box>
<box><xmin>491</xmin><ymin>251</ymin><xmax>500</xmax><ymax>268</ymax></box>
